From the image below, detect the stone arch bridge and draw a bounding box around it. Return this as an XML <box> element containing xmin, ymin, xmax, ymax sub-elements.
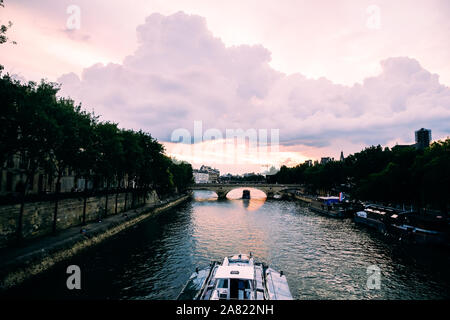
<box><xmin>189</xmin><ymin>183</ymin><xmax>304</xmax><ymax>199</ymax></box>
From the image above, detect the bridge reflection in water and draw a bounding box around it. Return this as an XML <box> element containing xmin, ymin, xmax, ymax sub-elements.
<box><xmin>5</xmin><ymin>190</ymin><xmax>450</xmax><ymax>299</ymax></box>
<box><xmin>193</xmin><ymin>189</ymin><xmax>266</xmax><ymax>211</ymax></box>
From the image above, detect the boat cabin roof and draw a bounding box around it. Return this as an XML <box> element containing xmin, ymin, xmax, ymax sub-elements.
<box><xmin>229</xmin><ymin>254</ymin><xmax>250</xmax><ymax>261</ymax></box>
<box><xmin>318</xmin><ymin>196</ymin><xmax>340</xmax><ymax>200</ymax></box>
<box><xmin>365</xmin><ymin>205</ymin><xmax>401</xmax><ymax>215</ymax></box>
<box><xmin>215</xmin><ymin>265</ymin><xmax>254</xmax><ymax>280</ymax></box>
<box><xmin>317</xmin><ymin>196</ymin><xmax>340</xmax><ymax>205</ymax></box>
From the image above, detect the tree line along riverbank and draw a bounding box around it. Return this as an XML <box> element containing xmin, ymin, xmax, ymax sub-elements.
<box><xmin>271</xmin><ymin>141</ymin><xmax>450</xmax><ymax>215</ymax></box>
<box><xmin>0</xmin><ymin>66</ymin><xmax>194</xmax><ymax>243</ymax></box>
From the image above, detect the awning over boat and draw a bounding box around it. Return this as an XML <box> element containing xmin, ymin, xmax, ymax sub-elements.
<box><xmin>318</xmin><ymin>196</ymin><xmax>340</xmax><ymax>205</ymax></box>
<box><xmin>215</xmin><ymin>266</ymin><xmax>254</xmax><ymax>280</ymax></box>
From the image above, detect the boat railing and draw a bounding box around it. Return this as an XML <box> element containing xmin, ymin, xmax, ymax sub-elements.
<box><xmin>196</xmin><ymin>261</ymin><xmax>219</xmax><ymax>300</ymax></box>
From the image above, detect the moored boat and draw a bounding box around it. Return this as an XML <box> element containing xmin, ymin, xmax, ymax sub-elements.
<box><xmin>344</xmin><ymin>201</ymin><xmax>365</xmax><ymax>218</ymax></box>
<box><xmin>354</xmin><ymin>204</ymin><xmax>406</xmax><ymax>233</ymax></box>
<box><xmin>309</xmin><ymin>196</ymin><xmax>346</xmax><ymax>218</ymax></box>
<box><xmin>388</xmin><ymin>212</ymin><xmax>449</xmax><ymax>245</ymax></box>
<box><xmin>177</xmin><ymin>253</ymin><xmax>293</xmax><ymax>300</ymax></box>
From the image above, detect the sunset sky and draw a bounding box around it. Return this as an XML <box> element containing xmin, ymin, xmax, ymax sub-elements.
<box><xmin>1</xmin><ymin>0</ymin><xmax>449</xmax><ymax>174</ymax></box>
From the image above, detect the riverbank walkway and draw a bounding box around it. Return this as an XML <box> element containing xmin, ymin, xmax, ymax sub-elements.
<box><xmin>0</xmin><ymin>193</ymin><xmax>190</xmax><ymax>290</ymax></box>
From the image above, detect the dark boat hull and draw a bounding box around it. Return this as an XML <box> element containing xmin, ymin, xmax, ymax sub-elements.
<box><xmin>310</xmin><ymin>206</ymin><xmax>345</xmax><ymax>218</ymax></box>
<box><xmin>354</xmin><ymin>215</ymin><xmax>387</xmax><ymax>233</ymax></box>
<box><xmin>389</xmin><ymin>224</ymin><xmax>448</xmax><ymax>245</ymax></box>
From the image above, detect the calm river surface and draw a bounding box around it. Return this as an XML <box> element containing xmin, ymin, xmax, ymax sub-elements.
<box><xmin>5</xmin><ymin>190</ymin><xmax>450</xmax><ymax>299</ymax></box>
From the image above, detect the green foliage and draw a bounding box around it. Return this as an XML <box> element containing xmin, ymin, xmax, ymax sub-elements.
<box><xmin>0</xmin><ymin>75</ymin><xmax>60</xmax><ymax>181</ymax></box>
<box><xmin>273</xmin><ymin>140</ymin><xmax>450</xmax><ymax>211</ymax></box>
<box><xmin>0</xmin><ymin>68</ymin><xmax>21</xmax><ymax>164</ymax></box>
<box><xmin>0</xmin><ymin>69</ymin><xmax>193</xmax><ymax>197</ymax></box>
<box><xmin>0</xmin><ymin>1</ymin><xmax>16</xmax><ymax>45</ymax></box>
<box><xmin>92</xmin><ymin>122</ymin><xmax>124</xmax><ymax>187</ymax></box>
<box><xmin>170</xmin><ymin>160</ymin><xmax>194</xmax><ymax>192</ymax></box>
<box><xmin>413</xmin><ymin>140</ymin><xmax>450</xmax><ymax>211</ymax></box>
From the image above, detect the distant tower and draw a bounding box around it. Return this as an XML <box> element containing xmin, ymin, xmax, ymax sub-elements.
<box><xmin>340</xmin><ymin>151</ymin><xmax>344</xmax><ymax>162</ymax></box>
<box><xmin>415</xmin><ymin>128</ymin><xmax>431</xmax><ymax>150</ymax></box>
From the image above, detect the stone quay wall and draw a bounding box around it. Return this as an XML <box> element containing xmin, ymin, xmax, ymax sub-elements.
<box><xmin>0</xmin><ymin>190</ymin><xmax>159</xmax><ymax>248</ymax></box>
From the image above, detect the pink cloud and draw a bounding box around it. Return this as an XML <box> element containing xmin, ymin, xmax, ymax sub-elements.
<box><xmin>55</xmin><ymin>11</ymin><xmax>450</xmax><ymax>159</ymax></box>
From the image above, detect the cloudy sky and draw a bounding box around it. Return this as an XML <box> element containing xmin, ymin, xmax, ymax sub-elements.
<box><xmin>1</xmin><ymin>0</ymin><xmax>449</xmax><ymax>174</ymax></box>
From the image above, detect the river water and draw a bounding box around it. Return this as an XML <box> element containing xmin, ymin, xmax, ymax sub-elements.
<box><xmin>4</xmin><ymin>190</ymin><xmax>450</xmax><ymax>299</ymax></box>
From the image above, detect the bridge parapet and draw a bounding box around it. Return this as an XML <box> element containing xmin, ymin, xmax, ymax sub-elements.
<box><xmin>189</xmin><ymin>183</ymin><xmax>304</xmax><ymax>199</ymax></box>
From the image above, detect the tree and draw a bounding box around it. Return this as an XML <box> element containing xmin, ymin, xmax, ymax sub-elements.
<box><xmin>92</xmin><ymin>122</ymin><xmax>123</xmax><ymax>219</ymax></box>
<box><xmin>354</xmin><ymin>146</ymin><xmax>417</xmax><ymax>204</ymax></box>
<box><xmin>414</xmin><ymin>140</ymin><xmax>450</xmax><ymax>214</ymax></box>
<box><xmin>0</xmin><ymin>68</ymin><xmax>20</xmax><ymax>165</ymax></box>
<box><xmin>270</xmin><ymin>138</ymin><xmax>449</xmax><ymax>214</ymax></box>
<box><xmin>0</xmin><ymin>0</ymin><xmax>16</xmax><ymax>45</ymax></box>
<box><xmin>46</xmin><ymin>98</ymin><xmax>96</xmax><ymax>233</ymax></box>
<box><xmin>344</xmin><ymin>145</ymin><xmax>392</xmax><ymax>181</ymax></box>
<box><xmin>118</xmin><ymin>129</ymin><xmax>143</xmax><ymax>212</ymax></box>
<box><xmin>71</xmin><ymin>110</ymin><xmax>97</xmax><ymax>225</ymax></box>
<box><xmin>13</xmin><ymin>80</ymin><xmax>59</xmax><ymax>240</ymax></box>
<box><xmin>170</xmin><ymin>160</ymin><xmax>194</xmax><ymax>192</ymax></box>
<box><xmin>135</xmin><ymin>131</ymin><xmax>172</xmax><ymax>196</ymax></box>
<box><xmin>0</xmin><ymin>70</ymin><xmax>194</xmax><ymax>241</ymax></box>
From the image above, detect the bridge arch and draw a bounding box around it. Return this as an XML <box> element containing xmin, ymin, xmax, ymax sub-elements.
<box><xmin>189</xmin><ymin>183</ymin><xmax>303</xmax><ymax>200</ymax></box>
<box><xmin>189</xmin><ymin>187</ymin><xmax>221</xmax><ymax>199</ymax></box>
<box><xmin>190</xmin><ymin>187</ymin><xmax>270</xmax><ymax>199</ymax></box>
<box><xmin>224</xmin><ymin>187</ymin><xmax>268</xmax><ymax>199</ymax></box>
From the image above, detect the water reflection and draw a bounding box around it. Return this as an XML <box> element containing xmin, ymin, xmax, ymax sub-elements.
<box><xmin>194</xmin><ymin>189</ymin><xmax>266</xmax><ymax>211</ymax></box>
<box><xmin>4</xmin><ymin>191</ymin><xmax>450</xmax><ymax>300</ymax></box>
<box><xmin>241</xmin><ymin>198</ymin><xmax>265</xmax><ymax>211</ymax></box>
<box><xmin>192</xmin><ymin>190</ymin><xmax>218</xmax><ymax>201</ymax></box>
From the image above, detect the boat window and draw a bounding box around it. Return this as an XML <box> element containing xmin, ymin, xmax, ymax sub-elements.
<box><xmin>217</xmin><ymin>279</ymin><xmax>228</xmax><ymax>289</ymax></box>
<box><xmin>230</xmin><ymin>279</ymin><xmax>239</xmax><ymax>299</ymax></box>
<box><xmin>219</xmin><ymin>293</ymin><xmax>227</xmax><ymax>300</ymax></box>
<box><xmin>238</xmin><ymin>280</ymin><xmax>250</xmax><ymax>290</ymax></box>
